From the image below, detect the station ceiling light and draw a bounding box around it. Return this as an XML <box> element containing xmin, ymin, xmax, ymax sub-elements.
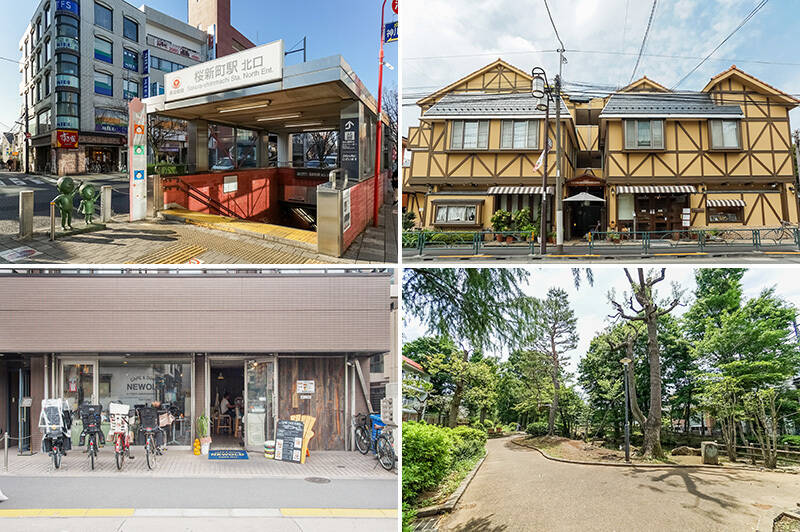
<box><xmin>256</xmin><ymin>113</ymin><xmax>302</xmax><ymax>122</ymax></box>
<box><xmin>285</xmin><ymin>121</ymin><xmax>323</xmax><ymax>128</ymax></box>
<box><xmin>217</xmin><ymin>100</ymin><xmax>271</xmax><ymax>113</ymax></box>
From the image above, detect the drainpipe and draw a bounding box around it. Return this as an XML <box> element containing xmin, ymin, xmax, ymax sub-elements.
<box><xmin>44</xmin><ymin>354</ymin><xmax>48</xmax><ymax>399</ymax></box>
<box><xmin>344</xmin><ymin>355</ymin><xmax>349</xmax><ymax>451</ymax></box>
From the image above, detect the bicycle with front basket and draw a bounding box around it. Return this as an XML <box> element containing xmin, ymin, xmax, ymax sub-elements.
<box><xmin>354</xmin><ymin>413</ymin><xmax>396</xmax><ymax>471</ymax></box>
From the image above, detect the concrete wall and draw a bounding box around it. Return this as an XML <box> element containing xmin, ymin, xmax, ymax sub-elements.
<box><xmin>0</xmin><ymin>361</ymin><xmax>7</xmax><ymax>437</ymax></box>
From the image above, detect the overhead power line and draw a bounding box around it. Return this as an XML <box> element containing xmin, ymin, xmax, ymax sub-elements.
<box><xmin>630</xmin><ymin>0</ymin><xmax>658</xmax><ymax>83</ymax></box>
<box><xmin>543</xmin><ymin>0</ymin><xmax>565</xmax><ymax>49</ymax></box>
<box><xmin>671</xmin><ymin>0</ymin><xmax>769</xmax><ymax>89</ymax></box>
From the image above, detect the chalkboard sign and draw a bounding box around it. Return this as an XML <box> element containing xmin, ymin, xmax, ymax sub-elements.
<box><xmin>274</xmin><ymin>420</ymin><xmax>304</xmax><ymax>463</ymax></box>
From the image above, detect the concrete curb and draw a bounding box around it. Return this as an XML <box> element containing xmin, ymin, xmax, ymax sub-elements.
<box><xmin>415</xmin><ymin>452</ymin><xmax>488</xmax><ymax>518</ymax></box>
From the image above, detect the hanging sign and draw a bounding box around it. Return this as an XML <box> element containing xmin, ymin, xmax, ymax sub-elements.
<box><xmin>383</xmin><ymin>21</ymin><xmax>398</xmax><ymax>43</ymax></box>
<box><xmin>128</xmin><ymin>99</ymin><xmax>148</xmax><ymax>221</ymax></box>
<box><xmin>296</xmin><ymin>380</ymin><xmax>315</xmax><ymax>394</ymax></box>
<box><xmin>56</xmin><ymin>130</ymin><xmax>79</xmax><ymax>149</ymax></box>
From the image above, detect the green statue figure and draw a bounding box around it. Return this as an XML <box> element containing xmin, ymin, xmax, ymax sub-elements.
<box><xmin>77</xmin><ymin>183</ymin><xmax>100</xmax><ymax>225</ymax></box>
<box><xmin>52</xmin><ymin>177</ymin><xmax>81</xmax><ymax>230</ymax></box>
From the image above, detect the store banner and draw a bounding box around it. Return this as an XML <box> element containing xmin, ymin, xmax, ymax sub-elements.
<box><xmin>164</xmin><ymin>40</ymin><xmax>283</xmax><ymax>102</ymax></box>
<box><xmin>128</xmin><ymin>99</ymin><xmax>148</xmax><ymax>221</ymax></box>
<box><xmin>56</xmin><ymin>130</ymin><xmax>79</xmax><ymax>149</ymax></box>
<box><xmin>95</xmin><ymin>108</ymin><xmax>128</xmax><ymax>135</ymax></box>
<box><xmin>55</xmin><ymin>0</ymin><xmax>79</xmax><ymax>15</ymax></box>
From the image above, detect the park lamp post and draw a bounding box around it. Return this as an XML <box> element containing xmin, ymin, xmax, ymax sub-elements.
<box><xmin>531</xmin><ymin>67</ymin><xmax>553</xmax><ymax>255</ymax></box>
<box><xmin>620</xmin><ymin>357</ymin><xmax>632</xmax><ymax>463</ymax></box>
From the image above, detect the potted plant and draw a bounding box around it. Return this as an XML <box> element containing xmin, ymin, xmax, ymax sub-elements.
<box><xmin>511</xmin><ymin>208</ymin><xmax>532</xmax><ymax>243</ymax></box>
<box><xmin>608</xmin><ymin>230</ymin><xmax>621</xmax><ymax>243</ymax></box>
<box><xmin>490</xmin><ymin>210</ymin><xmax>511</xmax><ymax>242</ymax></box>
<box><xmin>197</xmin><ymin>414</ymin><xmax>211</xmax><ymax>455</ymax></box>
<box><xmin>547</xmin><ymin>230</ymin><xmax>557</xmax><ymax>244</ymax></box>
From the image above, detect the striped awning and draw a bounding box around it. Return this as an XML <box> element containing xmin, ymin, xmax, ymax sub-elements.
<box><xmin>616</xmin><ymin>185</ymin><xmax>697</xmax><ymax>194</ymax></box>
<box><xmin>487</xmin><ymin>186</ymin><xmax>554</xmax><ymax>195</ymax></box>
<box><xmin>707</xmin><ymin>198</ymin><xmax>746</xmax><ymax>207</ymax></box>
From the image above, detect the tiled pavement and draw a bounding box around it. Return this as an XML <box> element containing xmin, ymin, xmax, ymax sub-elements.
<box><xmin>343</xmin><ymin>202</ymin><xmax>398</xmax><ymax>263</ymax></box>
<box><xmin>0</xmin><ymin>208</ymin><xmax>397</xmax><ymax>264</ymax></box>
<box><xmin>1</xmin><ymin>448</ymin><xmax>396</xmax><ymax>480</ymax></box>
<box><xmin>412</xmin><ymin>516</ymin><xmax>442</xmax><ymax>531</ymax></box>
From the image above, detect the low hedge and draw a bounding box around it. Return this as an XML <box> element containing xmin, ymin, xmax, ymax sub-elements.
<box><xmin>526</xmin><ymin>421</ymin><xmax>549</xmax><ymax>437</ymax></box>
<box><xmin>402</xmin><ymin>421</ymin><xmax>487</xmax><ymax>504</ymax></box>
<box><xmin>148</xmin><ymin>163</ymin><xmax>187</xmax><ymax>176</ymax></box>
<box><xmin>779</xmin><ymin>434</ymin><xmax>800</xmax><ymax>447</ymax></box>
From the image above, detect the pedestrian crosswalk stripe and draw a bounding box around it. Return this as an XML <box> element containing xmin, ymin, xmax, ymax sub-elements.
<box><xmin>9</xmin><ymin>178</ymin><xmax>25</xmax><ymax>185</ymax></box>
<box><xmin>28</xmin><ymin>178</ymin><xmax>43</xmax><ymax>184</ymax></box>
<box><xmin>0</xmin><ymin>179</ymin><xmax>6</xmax><ymax>186</ymax></box>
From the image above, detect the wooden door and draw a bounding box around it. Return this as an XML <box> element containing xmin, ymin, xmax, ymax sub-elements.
<box><xmin>278</xmin><ymin>357</ymin><xmax>345</xmax><ymax>451</ymax></box>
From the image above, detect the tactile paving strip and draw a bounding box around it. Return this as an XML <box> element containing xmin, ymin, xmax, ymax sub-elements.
<box><xmin>127</xmin><ymin>243</ymin><xmax>207</xmax><ymax>264</ymax></box>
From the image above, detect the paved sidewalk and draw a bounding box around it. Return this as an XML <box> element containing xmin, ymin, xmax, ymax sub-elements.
<box><xmin>1</xmin><ymin>448</ymin><xmax>396</xmax><ymax>479</ymax></box>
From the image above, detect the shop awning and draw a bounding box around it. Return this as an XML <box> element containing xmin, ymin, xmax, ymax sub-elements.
<box><xmin>616</xmin><ymin>185</ymin><xmax>697</xmax><ymax>194</ymax></box>
<box><xmin>706</xmin><ymin>198</ymin><xmax>746</xmax><ymax>207</ymax></box>
<box><xmin>487</xmin><ymin>186</ymin><xmax>554</xmax><ymax>195</ymax></box>
<box><xmin>563</xmin><ymin>192</ymin><xmax>605</xmax><ymax>202</ymax></box>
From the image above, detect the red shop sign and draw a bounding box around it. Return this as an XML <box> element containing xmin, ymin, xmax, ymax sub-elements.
<box><xmin>56</xmin><ymin>129</ymin><xmax>79</xmax><ymax>149</ymax></box>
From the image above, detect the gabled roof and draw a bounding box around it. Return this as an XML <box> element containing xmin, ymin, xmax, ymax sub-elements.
<box><xmin>619</xmin><ymin>76</ymin><xmax>671</xmax><ymax>93</ymax></box>
<box><xmin>702</xmin><ymin>65</ymin><xmax>800</xmax><ymax>106</ymax></box>
<box><xmin>403</xmin><ymin>356</ymin><xmax>425</xmax><ymax>373</ymax></box>
<box><xmin>600</xmin><ymin>92</ymin><xmax>742</xmax><ymax>118</ymax></box>
<box><xmin>422</xmin><ymin>92</ymin><xmax>570</xmax><ymax>119</ymax></box>
<box><xmin>416</xmin><ymin>58</ymin><xmax>532</xmax><ymax>107</ymax></box>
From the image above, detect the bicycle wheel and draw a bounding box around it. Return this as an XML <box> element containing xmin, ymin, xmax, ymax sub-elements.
<box><xmin>354</xmin><ymin>426</ymin><xmax>371</xmax><ymax>455</ymax></box>
<box><xmin>376</xmin><ymin>435</ymin><xmax>395</xmax><ymax>471</ymax></box>
<box><xmin>145</xmin><ymin>436</ymin><xmax>155</xmax><ymax>470</ymax></box>
<box><xmin>53</xmin><ymin>451</ymin><xmax>61</xmax><ymax>470</ymax></box>
<box><xmin>90</xmin><ymin>447</ymin><xmax>95</xmax><ymax>470</ymax></box>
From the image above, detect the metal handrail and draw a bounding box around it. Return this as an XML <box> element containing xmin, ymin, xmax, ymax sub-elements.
<box><xmin>327</xmin><ymin>168</ymin><xmax>349</xmax><ymax>190</ymax></box>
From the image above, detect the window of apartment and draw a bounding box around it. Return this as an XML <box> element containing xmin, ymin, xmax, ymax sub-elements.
<box><xmin>44</xmin><ymin>71</ymin><xmax>51</xmax><ymax>95</ymax></box>
<box><xmin>94</xmin><ymin>71</ymin><xmax>113</xmax><ymax>96</ymax></box>
<box><xmin>450</xmin><ymin>120</ymin><xmax>489</xmax><ymax>150</ymax></box>
<box><xmin>44</xmin><ymin>4</ymin><xmax>51</xmax><ymax>28</ymax></box>
<box><xmin>624</xmin><ymin>119</ymin><xmax>664</xmax><ymax>149</ymax></box>
<box><xmin>123</xmin><ymin>48</ymin><xmax>138</xmax><ymax>72</ymax></box>
<box><xmin>150</xmin><ymin>55</ymin><xmax>184</xmax><ymax>73</ymax></box>
<box><xmin>37</xmin><ymin>108</ymin><xmax>51</xmax><ymax>133</ymax></box>
<box><xmin>94</xmin><ymin>2</ymin><xmax>113</xmax><ymax>31</ymax></box>
<box><xmin>94</xmin><ymin>36</ymin><xmax>112</xmax><ymax>64</ymax></box>
<box><xmin>434</xmin><ymin>203</ymin><xmax>479</xmax><ymax>224</ymax></box>
<box><xmin>150</xmin><ymin>81</ymin><xmax>164</xmax><ymax>96</ymax></box>
<box><xmin>500</xmin><ymin>119</ymin><xmax>540</xmax><ymax>149</ymax></box>
<box><xmin>709</xmin><ymin>119</ymin><xmax>741</xmax><ymax>150</ymax></box>
<box><xmin>56</xmin><ymin>15</ymin><xmax>79</xmax><ymax>40</ymax></box>
<box><xmin>35</xmin><ymin>81</ymin><xmax>41</xmax><ymax>103</ymax></box>
<box><xmin>123</xmin><ymin>17</ymin><xmax>139</xmax><ymax>42</ymax></box>
<box><xmin>56</xmin><ymin>52</ymin><xmax>79</xmax><ymax>76</ymax></box>
<box><xmin>707</xmin><ymin>206</ymin><xmax>744</xmax><ymax>223</ymax></box>
<box><xmin>44</xmin><ymin>38</ymin><xmax>51</xmax><ymax>63</ymax></box>
<box><xmin>36</xmin><ymin>18</ymin><xmax>42</xmax><ymax>42</ymax></box>
<box><xmin>370</xmin><ymin>353</ymin><xmax>384</xmax><ymax>374</ymax></box>
<box><xmin>57</xmin><ymin>91</ymin><xmax>79</xmax><ymax>117</ymax></box>
<box><xmin>123</xmin><ymin>79</ymin><xmax>138</xmax><ymax>100</ymax></box>
<box><xmin>370</xmin><ymin>383</ymin><xmax>386</xmax><ymax>410</ymax></box>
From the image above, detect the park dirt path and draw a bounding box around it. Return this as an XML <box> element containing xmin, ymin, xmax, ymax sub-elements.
<box><xmin>439</xmin><ymin>436</ymin><xmax>800</xmax><ymax>532</ymax></box>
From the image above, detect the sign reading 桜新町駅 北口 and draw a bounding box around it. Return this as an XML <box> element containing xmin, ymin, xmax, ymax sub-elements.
<box><xmin>164</xmin><ymin>40</ymin><xmax>284</xmax><ymax>102</ymax></box>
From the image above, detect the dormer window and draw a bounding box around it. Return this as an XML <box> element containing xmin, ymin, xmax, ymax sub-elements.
<box><xmin>624</xmin><ymin>119</ymin><xmax>664</xmax><ymax>150</ymax></box>
<box><xmin>709</xmin><ymin>119</ymin><xmax>741</xmax><ymax>149</ymax></box>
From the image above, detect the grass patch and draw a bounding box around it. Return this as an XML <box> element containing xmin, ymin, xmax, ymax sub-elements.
<box><xmin>416</xmin><ymin>451</ymin><xmax>485</xmax><ymax>508</ymax></box>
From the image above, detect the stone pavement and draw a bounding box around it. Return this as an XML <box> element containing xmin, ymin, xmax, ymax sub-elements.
<box><xmin>438</xmin><ymin>436</ymin><xmax>800</xmax><ymax>532</ymax></box>
<box><xmin>343</xmin><ymin>202</ymin><xmax>398</xmax><ymax>263</ymax></box>
<box><xmin>1</xmin><ymin>448</ymin><xmax>396</xmax><ymax>480</ymax></box>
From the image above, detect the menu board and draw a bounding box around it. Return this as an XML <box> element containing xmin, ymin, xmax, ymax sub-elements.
<box><xmin>274</xmin><ymin>420</ymin><xmax>304</xmax><ymax>463</ymax></box>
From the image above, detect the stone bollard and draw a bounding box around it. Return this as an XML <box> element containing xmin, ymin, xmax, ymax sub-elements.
<box><xmin>701</xmin><ymin>441</ymin><xmax>719</xmax><ymax>465</ymax></box>
<box><xmin>18</xmin><ymin>190</ymin><xmax>34</xmax><ymax>239</ymax></box>
<box><xmin>100</xmin><ymin>185</ymin><xmax>112</xmax><ymax>222</ymax></box>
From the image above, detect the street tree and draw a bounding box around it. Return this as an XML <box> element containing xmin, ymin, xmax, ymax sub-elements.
<box><xmin>306</xmin><ymin>131</ymin><xmax>338</xmax><ymax>166</ymax></box>
<box><xmin>609</xmin><ymin>268</ymin><xmax>682</xmax><ymax>459</ymax></box>
<box><xmin>528</xmin><ymin>288</ymin><xmax>578</xmax><ymax>435</ymax></box>
<box><xmin>147</xmin><ymin>115</ymin><xmax>186</xmax><ymax>166</ymax></box>
<box><xmin>403</xmin><ymin>269</ymin><xmax>536</xmax><ymax>427</ymax></box>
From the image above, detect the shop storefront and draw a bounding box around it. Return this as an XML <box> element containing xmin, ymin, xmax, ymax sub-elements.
<box><xmin>0</xmin><ymin>270</ymin><xmax>391</xmax><ymax>453</ymax></box>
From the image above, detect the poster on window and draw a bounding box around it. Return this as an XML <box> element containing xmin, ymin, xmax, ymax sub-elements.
<box><xmin>95</xmin><ymin>108</ymin><xmax>128</xmax><ymax>135</ymax></box>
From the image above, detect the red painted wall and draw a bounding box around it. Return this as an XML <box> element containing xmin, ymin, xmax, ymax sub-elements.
<box><xmin>342</xmin><ymin>170</ymin><xmax>388</xmax><ymax>250</ymax></box>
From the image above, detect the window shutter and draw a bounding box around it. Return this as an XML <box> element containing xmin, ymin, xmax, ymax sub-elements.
<box><xmin>527</xmin><ymin>120</ymin><xmax>539</xmax><ymax>149</ymax></box>
<box><xmin>625</xmin><ymin>120</ymin><xmax>635</xmax><ymax>149</ymax></box>
<box><xmin>501</xmin><ymin>120</ymin><xmax>513</xmax><ymax>149</ymax></box>
<box><xmin>477</xmin><ymin>121</ymin><xmax>489</xmax><ymax>149</ymax></box>
<box><xmin>451</xmin><ymin>121</ymin><xmax>463</xmax><ymax>150</ymax></box>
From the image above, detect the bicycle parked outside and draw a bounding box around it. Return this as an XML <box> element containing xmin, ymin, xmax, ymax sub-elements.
<box><xmin>38</xmin><ymin>398</ymin><xmax>72</xmax><ymax>470</ymax></box>
<box><xmin>78</xmin><ymin>404</ymin><xmax>104</xmax><ymax>470</ymax></box>
<box><xmin>354</xmin><ymin>413</ymin><xmax>396</xmax><ymax>471</ymax></box>
<box><xmin>138</xmin><ymin>406</ymin><xmax>165</xmax><ymax>470</ymax></box>
<box><xmin>108</xmin><ymin>402</ymin><xmax>134</xmax><ymax>470</ymax></box>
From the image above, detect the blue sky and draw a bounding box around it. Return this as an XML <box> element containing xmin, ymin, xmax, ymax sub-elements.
<box><xmin>0</xmin><ymin>0</ymin><xmax>397</xmax><ymax>132</ymax></box>
<box><xmin>402</xmin><ymin>0</ymin><xmax>800</xmax><ymax>130</ymax></box>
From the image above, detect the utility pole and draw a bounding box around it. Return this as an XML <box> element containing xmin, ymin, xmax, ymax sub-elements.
<box><xmin>554</xmin><ymin>48</ymin><xmax>565</xmax><ymax>252</ymax></box>
<box><xmin>621</xmin><ymin>357</ymin><xmax>632</xmax><ymax>463</ymax></box>
<box><xmin>24</xmin><ymin>93</ymin><xmax>30</xmax><ymax>175</ymax></box>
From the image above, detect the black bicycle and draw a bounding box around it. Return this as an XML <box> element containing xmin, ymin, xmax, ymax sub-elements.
<box><xmin>138</xmin><ymin>407</ymin><xmax>163</xmax><ymax>470</ymax></box>
<box><xmin>354</xmin><ymin>413</ymin><xmax>396</xmax><ymax>471</ymax></box>
<box><xmin>79</xmin><ymin>404</ymin><xmax>104</xmax><ymax>470</ymax></box>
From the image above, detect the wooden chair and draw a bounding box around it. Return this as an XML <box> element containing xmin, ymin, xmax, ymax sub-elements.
<box><xmin>215</xmin><ymin>413</ymin><xmax>232</xmax><ymax>435</ymax></box>
<box><xmin>233</xmin><ymin>410</ymin><xmax>241</xmax><ymax>439</ymax></box>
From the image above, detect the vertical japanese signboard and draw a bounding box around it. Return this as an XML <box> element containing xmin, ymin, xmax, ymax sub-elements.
<box><xmin>340</xmin><ymin>117</ymin><xmax>359</xmax><ymax>181</ymax></box>
<box><xmin>128</xmin><ymin>99</ymin><xmax>147</xmax><ymax>221</ymax></box>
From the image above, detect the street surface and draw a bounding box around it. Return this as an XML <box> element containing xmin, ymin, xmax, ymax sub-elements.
<box><xmin>439</xmin><ymin>436</ymin><xmax>800</xmax><ymax>532</ymax></box>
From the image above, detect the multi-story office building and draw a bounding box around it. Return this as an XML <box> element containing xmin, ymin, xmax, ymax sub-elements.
<box><xmin>20</xmin><ymin>0</ymin><xmax>208</xmax><ymax>175</ymax></box>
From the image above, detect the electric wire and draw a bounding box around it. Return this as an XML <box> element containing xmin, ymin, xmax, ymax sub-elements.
<box><xmin>630</xmin><ymin>0</ymin><xmax>658</xmax><ymax>83</ymax></box>
<box><xmin>671</xmin><ymin>0</ymin><xmax>769</xmax><ymax>89</ymax></box>
<box><xmin>543</xmin><ymin>0</ymin><xmax>565</xmax><ymax>49</ymax></box>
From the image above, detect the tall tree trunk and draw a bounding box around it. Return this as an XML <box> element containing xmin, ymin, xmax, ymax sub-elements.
<box><xmin>448</xmin><ymin>381</ymin><xmax>463</xmax><ymax>428</ymax></box>
<box><xmin>642</xmin><ymin>318</ymin><xmax>664</xmax><ymax>459</ymax></box>
<box><xmin>480</xmin><ymin>407</ymin><xmax>486</xmax><ymax>424</ymax></box>
<box><xmin>547</xmin><ymin>335</ymin><xmax>560</xmax><ymax>436</ymax></box>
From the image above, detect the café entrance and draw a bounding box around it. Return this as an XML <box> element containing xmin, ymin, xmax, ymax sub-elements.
<box><xmin>206</xmin><ymin>356</ymin><xmax>276</xmax><ymax>451</ymax></box>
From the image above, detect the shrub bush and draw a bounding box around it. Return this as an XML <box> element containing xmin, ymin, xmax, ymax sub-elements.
<box><xmin>779</xmin><ymin>434</ymin><xmax>800</xmax><ymax>447</ymax></box>
<box><xmin>147</xmin><ymin>163</ymin><xmax>187</xmax><ymax>176</ymax></box>
<box><xmin>526</xmin><ymin>421</ymin><xmax>549</xmax><ymax>437</ymax></box>
<box><xmin>482</xmin><ymin>419</ymin><xmax>495</xmax><ymax>429</ymax></box>
<box><xmin>402</xmin><ymin>422</ymin><xmax>453</xmax><ymax>503</ymax></box>
<box><xmin>450</xmin><ymin>425</ymin><xmax>487</xmax><ymax>464</ymax></box>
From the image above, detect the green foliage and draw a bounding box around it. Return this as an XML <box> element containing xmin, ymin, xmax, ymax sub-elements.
<box><xmin>427</xmin><ymin>232</ymin><xmax>474</xmax><ymax>246</ymax></box>
<box><xmin>147</xmin><ymin>163</ymin><xmax>187</xmax><ymax>176</ymax></box>
<box><xmin>482</xmin><ymin>419</ymin><xmax>494</xmax><ymax>429</ymax></box>
<box><xmin>196</xmin><ymin>414</ymin><xmax>210</xmax><ymax>438</ymax></box>
<box><xmin>450</xmin><ymin>426</ymin><xmax>487</xmax><ymax>463</ymax></box>
<box><xmin>779</xmin><ymin>435</ymin><xmax>800</xmax><ymax>447</ymax></box>
<box><xmin>402</xmin><ymin>422</ymin><xmax>453</xmax><ymax>503</ymax></box>
<box><xmin>526</xmin><ymin>421</ymin><xmax>549</xmax><ymax>437</ymax></box>
<box><xmin>402</xmin><ymin>503</ymin><xmax>416</xmax><ymax>532</ymax></box>
<box><xmin>402</xmin><ymin>210</ymin><xmax>417</xmax><ymax>231</ymax></box>
<box><xmin>490</xmin><ymin>209</ymin><xmax>512</xmax><ymax>232</ymax></box>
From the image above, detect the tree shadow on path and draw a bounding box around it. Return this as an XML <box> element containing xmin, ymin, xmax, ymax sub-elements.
<box><xmin>444</xmin><ymin>515</ymin><xmax>508</xmax><ymax>532</ymax></box>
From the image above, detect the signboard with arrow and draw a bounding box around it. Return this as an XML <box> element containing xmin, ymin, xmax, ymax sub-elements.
<box><xmin>340</xmin><ymin>117</ymin><xmax>359</xmax><ymax>181</ymax></box>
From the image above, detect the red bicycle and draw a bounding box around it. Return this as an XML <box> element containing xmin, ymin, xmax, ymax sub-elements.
<box><xmin>108</xmin><ymin>403</ymin><xmax>134</xmax><ymax>470</ymax></box>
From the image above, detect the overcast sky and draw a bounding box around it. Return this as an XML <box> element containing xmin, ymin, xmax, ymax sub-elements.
<box><xmin>402</xmin><ymin>266</ymin><xmax>800</xmax><ymax>380</ymax></box>
<box><xmin>401</xmin><ymin>0</ymin><xmax>800</xmax><ymax>132</ymax></box>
